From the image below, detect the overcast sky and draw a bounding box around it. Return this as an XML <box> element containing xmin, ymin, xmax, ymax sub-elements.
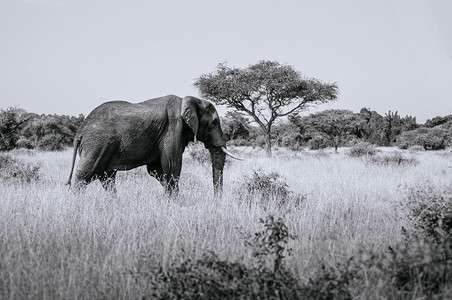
<box><xmin>1</xmin><ymin>0</ymin><xmax>451</xmax><ymax>123</ymax></box>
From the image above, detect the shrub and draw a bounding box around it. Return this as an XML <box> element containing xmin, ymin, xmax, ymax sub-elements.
<box><xmin>0</xmin><ymin>153</ymin><xmax>40</xmax><ymax>183</ymax></box>
<box><xmin>365</xmin><ymin>152</ymin><xmax>419</xmax><ymax>167</ymax></box>
<box><xmin>37</xmin><ymin>134</ymin><xmax>66</xmax><ymax>151</ymax></box>
<box><xmin>397</xmin><ymin>127</ymin><xmax>450</xmax><ymax>150</ymax></box>
<box><xmin>241</xmin><ymin>170</ymin><xmax>305</xmax><ymax>208</ymax></box>
<box><xmin>245</xmin><ymin>215</ymin><xmax>295</xmax><ymax>273</ymax></box>
<box><xmin>131</xmin><ymin>215</ymin><xmax>303</xmax><ymax>299</ymax></box>
<box><xmin>16</xmin><ymin>136</ymin><xmax>35</xmax><ymax>149</ymax></box>
<box><xmin>349</xmin><ymin>232</ymin><xmax>452</xmax><ymax>299</ymax></box>
<box><xmin>349</xmin><ymin>184</ymin><xmax>452</xmax><ymax>298</ymax></box>
<box><xmin>309</xmin><ymin>136</ymin><xmax>330</xmax><ymax>150</ymax></box>
<box><xmin>387</xmin><ymin>234</ymin><xmax>452</xmax><ymax>298</ymax></box>
<box><xmin>405</xmin><ymin>183</ymin><xmax>452</xmax><ymax>241</ymax></box>
<box><xmin>348</xmin><ymin>141</ymin><xmax>377</xmax><ymax>157</ymax></box>
<box><xmin>132</xmin><ymin>252</ymin><xmax>302</xmax><ymax>300</ymax></box>
<box><xmin>301</xmin><ymin>261</ymin><xmax>358</xmax><ymax>300</ymax></box>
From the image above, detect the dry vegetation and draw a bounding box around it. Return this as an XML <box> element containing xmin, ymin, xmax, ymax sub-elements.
<box><xmin>1</xmin><ymin>145</ymin><xmax>452</xmax><ymax>299</ymax></box>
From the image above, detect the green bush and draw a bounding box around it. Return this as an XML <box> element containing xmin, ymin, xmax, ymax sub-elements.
<box><xmin>348</xmin><ymin>141</ymin><xmax>377</xmax><ymax>157</ymax></box>
<box><xmin>0</xmin><ymin>153</ymin><xmax>40</xmax><ymax>183</ymax></box>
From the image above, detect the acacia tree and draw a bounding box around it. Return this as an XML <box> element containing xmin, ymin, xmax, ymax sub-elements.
<box><xmin>194</xmin><ymin>60</ymin><xmax>338</xmax><ymax>156</ymax></box>
<box><xmin>303</xmin><ymin>109</ymin><xmax>357</xmax><ymax>152</ymax></box>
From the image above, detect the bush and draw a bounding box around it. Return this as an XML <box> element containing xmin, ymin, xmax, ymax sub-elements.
<box><xmin>349</xmin><ymin>232</ymin><xmax>452</xmax><ymax>299</ymax></box>
<box><xmin>131</xmin><ymin>215</ymin><xmax>303</xmax><ymax>299</ymax></box>
<box><xmin>365</xmin><ymin>152</ymin><xmax>419</xmax><ymax>167</ymax></box>
<box><xmin>405</xmin><ymin>183</ymin><xmax>452</xmax><ymax>241</ymax></box>
<box><xmin>387</xmin><ymin>234</ymin><xmax>452</xmax><ymax>298</ymax></box>
<box><xmin>16</xmin><ymin>136</ymin><xmax>35</xmax><ymax>149</ymax></box>
<box><xmin>301</xmin><ymin>261</ymin><xmax>358</xmax><ymax>300</ymax></box>
<box><xmin>245</xmin><ymin>215</ymin><xmax>295</xmax><ymax>273</ymax></box>
<box><xmin>37</xmin><ymin>134</ymin><xmax>66</xmax><ymax>151</ymax></box>
<box><xmin>308</xmin><ymin>136</ymin><xmax>330</xmax><ymax>150</ymax></box>
<box><xmin>348</xmin><ymin>141</ymin><xmax>377</xmax><ymax>157</ymax></box>
<box><xmin>0</xmin><ymin>153</ymin><xmax>40</xmax><ymax>183</ymax></box>
<box><xmin>351</xmin><ymin>184</ymin><xmax>452</xmax><ymax>298</ymax></box>
<box><xmin>397</xmin><ymin>127</ymin><xmax>450</xmax><ymax>150</ymax></box>
<box><xmin>241</xmin><ymin>170</ymin><xmax>305</xmax><ymax>208</ymax></box>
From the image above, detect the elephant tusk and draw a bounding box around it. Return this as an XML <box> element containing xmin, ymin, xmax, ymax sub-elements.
<box><xmin>221</xmin><ymin>147</ymin><xmax>244</xmax><ymax>160</ymax></box>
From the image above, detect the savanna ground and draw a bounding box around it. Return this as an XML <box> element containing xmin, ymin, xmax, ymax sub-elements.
<box><xmin>1</xmin><ymin>144</ymin><xmax>451</xmax><ymax>299</ymax></box>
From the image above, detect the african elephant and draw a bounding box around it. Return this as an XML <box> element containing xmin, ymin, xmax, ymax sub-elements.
<box><xmin>66</xmin><ymin>95</ymin><xmax>242</xmax><ymax>195</ymax></box>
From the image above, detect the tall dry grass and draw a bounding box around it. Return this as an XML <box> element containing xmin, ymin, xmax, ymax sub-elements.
<box><xmin>0</xmin><ymin>146</ymin><xmax>451</xmax><ymax>298</ymax></box>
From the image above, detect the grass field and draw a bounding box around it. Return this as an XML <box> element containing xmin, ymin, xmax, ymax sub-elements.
<box><xmin>1</xmin><ymin>145</ymin><xmax>451</xmax><ymax>299</ymax></box>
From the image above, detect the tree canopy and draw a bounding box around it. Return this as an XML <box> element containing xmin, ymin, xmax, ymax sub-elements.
<box><xmin>194</xmin><ymin>60</ymin><xmax>339</xmax><ymax>156</ymax></box>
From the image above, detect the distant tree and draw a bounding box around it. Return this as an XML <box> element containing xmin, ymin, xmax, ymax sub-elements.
<box><xmin>424</xmin><ymin>115</ymin><xmax>452</xmax><ymax>128</ymax></box>
<box><xmin>272</xmin><ymin>122</ymin><xmax>303</xmax><ymax>150</ymax></box>
<box><xmin>381</xmin><ymin>111</ymin><xmax>402</xmax><ymax>146</ymax></box>
<box><xmin>400</xmin><ymin>115</ymin><xmax>418</xmax><ymax>132</ymax></box>
<box><xmin>0</xmin><ymin>107</ymin><xmax>30</xmax><ymax>151</ymax></box>
<box><xmin>356</xmin><ymin>108</ymin><xmax>385</xmax><ymax>145</ymax></box>
<box><xmin>194</xmin><ymin>60</ymin><xmax>338</xmax><ymax>156</ymax></box>
<box><xmin>221</xmin><ymin>111</ymin><xmax>250</xmax><ymax>141</ymax></box>
<box><xmin>397</xmin><ymin>127</ymin><xmax>450</xmax><ymax>150</ymax></box>
<box><xmin>302</xmin><ymin>109</ymin><xmax>357</xmax><ymax>152</ymax></box>
<box><xmin>21</xmin><ymin>113</ymin><xmax>84</xmax><ymax>151</ymax></box>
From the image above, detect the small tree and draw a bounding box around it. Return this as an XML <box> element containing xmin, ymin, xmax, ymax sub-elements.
<box><xmin>303</xmin><ymin>109</ymin><xmax>357</xmax><ymax>152</ymax></box>
<box><xmin>0</xmin><ymin>107</ymin><xmax>30</xmax><ymax>151</ymax></box>
<box><xmin>194</xmin><ymin>60</ymin><xmax>338</xmax><ymax>156</ymax></box>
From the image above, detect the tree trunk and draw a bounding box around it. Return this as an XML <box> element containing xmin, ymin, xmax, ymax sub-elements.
<box><xmin>265</xmin><ymin>132</ymin><xmax>272</xmax><ymax>157</ymax></box>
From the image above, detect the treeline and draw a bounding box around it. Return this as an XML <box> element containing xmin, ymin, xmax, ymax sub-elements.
<box><xmin>222</xmin><ymin>108</ymin><xmax>452</xmax><ymax>151</ymax></box>
<box><xmin>0</xmin><ymin>107</ymin><xmax>84</xmax><ymax>151</ymax></box>
<box><xmin>1</xmin><ymin>106</ymin><xmax>451</xmax><ymax>152</ymax></box>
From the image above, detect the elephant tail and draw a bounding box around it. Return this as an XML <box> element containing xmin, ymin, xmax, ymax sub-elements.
<box><xmin>66</xmin><ymin>139</ymin><xmax>80</xmax><ymax>186</ymax></box>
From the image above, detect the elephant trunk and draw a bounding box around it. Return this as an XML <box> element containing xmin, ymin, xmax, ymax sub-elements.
<box><xmin>209</xmin><ymin>147</ymin><xmax>226</xmax><ymax>197</ymax></box>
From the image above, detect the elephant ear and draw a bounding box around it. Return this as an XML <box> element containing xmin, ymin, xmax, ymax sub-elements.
<box><xmin>181</xmin><ymin>96</ymin><xmax>200</xmax><ymax>142</ymax></box>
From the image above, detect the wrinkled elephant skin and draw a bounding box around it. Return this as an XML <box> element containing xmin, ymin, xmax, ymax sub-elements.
<box><xmin>67</xmin><ymin>95</ymin><xmax>238</xmax><ymax>196</ymax></box>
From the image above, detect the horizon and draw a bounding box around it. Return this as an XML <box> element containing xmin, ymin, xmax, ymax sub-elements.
<box><xmin>1</xmin><ymin>0</ymin><xmax>451</xmax><ymax>123</ymax></box>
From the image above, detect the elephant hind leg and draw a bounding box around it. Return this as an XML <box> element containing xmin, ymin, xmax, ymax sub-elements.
<box><xmin>75</xmin><ymin>141</ymin><xmax>119</xmax><ymax>188</ymax></box>
<box><xmin>100</xmin><ymin>170</ymin><xmax>117</xmax><ymax>193</ymax></box>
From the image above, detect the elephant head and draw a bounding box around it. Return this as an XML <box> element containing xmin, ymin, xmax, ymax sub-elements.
<box><xmin>181</xmin><ymin>96</ymin><xmax>242</xmax><ymax>195</ymax></box>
